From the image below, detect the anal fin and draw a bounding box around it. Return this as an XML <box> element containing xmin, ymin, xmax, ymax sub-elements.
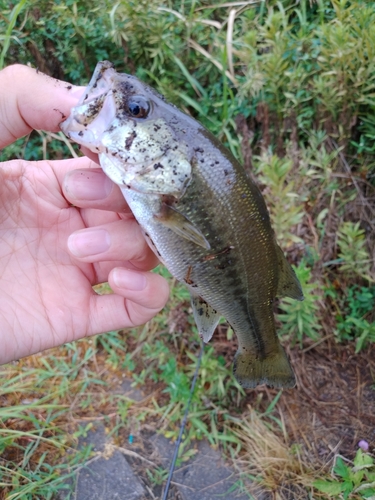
<box><xmin>191</xmin><ymin>293</ymin><xmax>221</xmax><ymax>343</ymax></box>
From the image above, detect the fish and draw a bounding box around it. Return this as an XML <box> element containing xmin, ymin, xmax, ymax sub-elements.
<box><xmin>60</xmin><ymin>61</ymin><xmax>304</xmax><ymax>389</ymax></box>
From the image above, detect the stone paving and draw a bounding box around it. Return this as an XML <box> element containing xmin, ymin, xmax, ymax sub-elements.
<box><xmin>60</xmin><ymin>378</ymin><xmax>266</xmax><ymax>500</ymax></box>
<box><xmin>60</xmin><ymin>424</ymin><xmax>146</xmax><ymax>500</ymax></box>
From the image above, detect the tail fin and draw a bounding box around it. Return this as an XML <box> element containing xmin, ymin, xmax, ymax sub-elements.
<box><xmin>233</xmin><ymin>344</ymin><xmax>296</xmax><ymax>389</ymax></box>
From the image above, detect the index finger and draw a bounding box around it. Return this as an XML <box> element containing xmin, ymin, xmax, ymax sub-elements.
<box><xmin>0</xmin><ymin>64</ymin><xmax>84</xmax><ymax>148</ymax></box>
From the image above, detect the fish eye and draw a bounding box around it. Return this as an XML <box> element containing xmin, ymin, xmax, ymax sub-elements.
<box><xmin>126</xmin><ymin>96</ymin><xmax>150</xmax><ymax>118</ymax></box>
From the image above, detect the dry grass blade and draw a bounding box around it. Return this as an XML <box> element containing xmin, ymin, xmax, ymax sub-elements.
<box><xmin>157</xmin><ymin>7</ymin><xmax>222</xmax><ymax>29</ymax></box>
<box><xmin>157</xmin><ymin>7</ymin><xmax>186</xmax><ymax>22</ymax></box>
<box><xmin>226</xmin><ymin>9</ymin><xmax>236</xmax><ymax>78</ymax></box>
<box><xmin>196</xmin><ymin>1</ymin><xmax>260</xmax><ymax>11</ymax></box>
<box><xmin>328</xmin><ymin>137</ymin><xmax>375</xmax><ymax>223</ymax></box>
<box><xmin>36</xmin><ymin>130</ymin><xmax>79</xmax><ymax>160</ymax></box>
<box><xmin>109</xmin><ymin>444</ymin><xmax>158</xmax><ymax>467</ymax></box>
<box><xmin>48</xmin><ymin>131</ymin><xmax>80</xmax><ymax>158</ymax></box>
<box><xmin>188</xmin><ymin>39</ymin><xmax>238</xmax><ymax>86</ymax></box>
<box><xmin>227</xmin><ymin>406</ymin><xmax>318</xmax><ymax>496</ymax></box>
<box><xmin>199</xmin><ymin>19</ymin><xmax>223</xmax><ymax>29</ymax></box>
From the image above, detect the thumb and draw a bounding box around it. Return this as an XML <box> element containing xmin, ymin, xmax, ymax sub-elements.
<box><xmin>0</xmin><ymin>64</ymin><xmax>85</xmax><ymax>148</ymax></box>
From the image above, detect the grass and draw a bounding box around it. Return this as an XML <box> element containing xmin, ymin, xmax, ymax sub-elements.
<box><xmin>226</xmin><ymin>406</ymin><xmax>317</xmax><ymax>498</ymax></box>
<box><xmin>0</xmin><ymin>363</ymin><xmax>92</xmax><ymax>498</ymax></box>
<box><xmin>0</xmin><ymin>0</ymin><xmax>375</xmax><ymax>498</ymax></box>
<box><xmin>0</xmin><ymin>0</ymin><xmax>27</xmax><ymax>70</ymax></box>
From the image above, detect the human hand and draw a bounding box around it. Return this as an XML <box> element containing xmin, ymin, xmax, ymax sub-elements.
<box><xmin>0</xmin><ymin>64</ymin><xmax>169</xmax><ymax>364</ymax></box>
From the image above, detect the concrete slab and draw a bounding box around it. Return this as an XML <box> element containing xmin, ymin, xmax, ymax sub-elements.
<box><xmin>71</xmin><ymin>448</ymin><xmax>145</xmax><ymax>500</ymax></box>
<box><xmin>152</xmin><ymin>434</ymin><xmax>268</xmax><ymax>499</ymax></box>
<box><xmin>60</xmin><ymin>424</ymin><xmax>145</xmax><ymax>500</ymax></box>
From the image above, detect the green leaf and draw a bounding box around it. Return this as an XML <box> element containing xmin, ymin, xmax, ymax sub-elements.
<box><xmin>0</xmin><ymin>0</ymin><xmax>27</xmax><ymax>69</ymax></box>
<box><xmin>262</xmin><ymin>390</ymin><xmax>282</xmax><ymax>417</ymax></box>
<box><xmin>190</xmin><ymin>417</ymin><xmax>209</xmax><ymax>436</ymax></box>
<box><xmin>334</xmin><ymin>456</ymin><xmax>351</xmax><ymax>480</ymax></box>
<box><xmin>313</xmin><ymin>479</ymin><xmax>346</xmax><ymax>495</ymax></box>
<box><xmin>354</xmin><ymin>449</ymin><xmax>375</xmax><ymax>468</ymax></box>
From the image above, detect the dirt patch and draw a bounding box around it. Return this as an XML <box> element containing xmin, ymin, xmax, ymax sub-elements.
<box><xmin>214</xmin><ymin>329</ymin><xmax>375</xmax><ymax>465</ymax></box>
<box><xmin>280</xmin><ymin>340</ymin><xmax>375</xmax><ymax>460</ymax></box>
<box><xmin>208</xmin><ymin>326</ymin><xmax>375</xmax><ymax>500</ymax></box>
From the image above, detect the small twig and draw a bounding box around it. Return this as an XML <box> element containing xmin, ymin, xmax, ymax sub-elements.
<box><xmin>166</xmin><ymin>480</ymin><xmax>195</xmax><ymax>491</ymax></box>
<box><xmin>145</xmin><ymin>485</ymin><xmax>158</xmax><ymax>499</ymax></box>
<box><xmin>111</xmin><ymin>444</ymin><xmax>158</xmax><ymax>467</ymax></box>
<box><xmin>36</xmin><ymin>130</ymin><xmax>79</xmax><ymax>159</ymax></box>
<box><xmin>199</xmin><ymin>472</ymin><xmax>234</xmax><ymax>492</ymax></box>
<box><xmin>73</xmin><ymin>413</ymin><xmax>118</xmax><ymax>421</ymax></box>
<box><xmin>302</xmin><ymin>334</ymin><xmax>334</xmax><ymax>353</ymax></box>
<box><xmin>330</xmin><ymin>138</ymin><xmax>375</xmax><ymax>222</ymax></box>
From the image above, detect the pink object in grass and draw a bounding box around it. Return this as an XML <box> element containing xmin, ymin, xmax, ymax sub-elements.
<box><xmin>358</xmin><ymin>440</ymin><xmax>369</xmax><ymax>452</ymax></box>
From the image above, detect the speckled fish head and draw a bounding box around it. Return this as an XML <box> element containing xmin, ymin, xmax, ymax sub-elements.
<box><xmin>60</xmin><ymin>61</ymin><xmax>192</xmax><ymax>197</ymax></box>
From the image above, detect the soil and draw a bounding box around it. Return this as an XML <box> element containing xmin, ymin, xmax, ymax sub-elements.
<box><xmin>282</xmin><ymin>339</ymin><xmax>375</xmax><ymax>460</ymax></box>
<box><xmin>214</xmin><ymin>323</ymin><xmax>375</xmax><ymax>464</ymax></box>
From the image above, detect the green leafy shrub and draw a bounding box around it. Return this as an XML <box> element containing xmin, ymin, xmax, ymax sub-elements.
<box><xmin>278</xmin><ymin>260</ymin><xmax>322</xmax><ymax>346</ymax></box>
<box><xmin>334</xmin><ymin>285</ymin><xmax>375</xmax><ymax>352</ymax></box>
<box><xmin>255</xmin><ymin>153</ymin><xmax>305</xmax><ymax>246</ymax></box>
<box><xmin>337</xmin><ymin>222</ymin><xmax>372</xmax><ymax>281</ymax></box>
<box><xmin>313</xmin><ymin>449</ymin><xmax>375</xmax><ymax>499</ymax></box>
<box><xmin>238</xmin><ymin>0</ymin><xmax>375</xmax><ymax>155</ymax></box>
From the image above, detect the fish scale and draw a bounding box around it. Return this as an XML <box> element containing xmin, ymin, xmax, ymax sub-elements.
<box><xmin>61</xmin><ymin>61</ymin><xmax>304</xmax><ymax>389</ymax></box>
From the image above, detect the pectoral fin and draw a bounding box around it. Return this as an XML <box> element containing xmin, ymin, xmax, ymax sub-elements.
<box><xmin>191</xmin><ymin>293</ymin><xmax>221</xmax><ymax>343</ymax></box>
<box><xmin>155</xmin><ymin>203</ymin><xmax>210</xmax><ymax>250</ymax></box>
<box><xmin>276</xmin><ymin>245</ymin><xmax>304</xmax><ymax>300</ymax></box>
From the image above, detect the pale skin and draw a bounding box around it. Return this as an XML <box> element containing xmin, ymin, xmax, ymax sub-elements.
<box><xmin>0</xmin><ymin>64</ymin><xmax>169</xmax><ymax>364</ymax></box>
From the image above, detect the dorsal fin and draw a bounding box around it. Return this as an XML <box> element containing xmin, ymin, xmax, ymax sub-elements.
<box><xmin>276</xmin><ymin>245</ymin><xmax>304</xmax><ymax>301</ymax></box>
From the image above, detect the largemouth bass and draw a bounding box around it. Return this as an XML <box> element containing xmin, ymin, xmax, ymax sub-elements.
<box><xmin>61</xmin><ymin>61</ymin><xmax>304</xmax><ymax>389</ymax></box>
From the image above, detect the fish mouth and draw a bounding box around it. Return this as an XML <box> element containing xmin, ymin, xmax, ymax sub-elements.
<box><xmin>77</xmin><ymin>61</ymin><xmax>116</xmax><ymax>105</ymax></box>
<box><xmin>60</xmin><ymin>62</ymin><xmax>119</xmax><ymax>151</ymax></box>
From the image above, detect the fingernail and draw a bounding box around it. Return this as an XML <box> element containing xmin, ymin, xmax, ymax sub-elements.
<box><xmin>113</xmin><ymin>268</ymin><xmax>147</xmax><ymax>291</ymax></box>
<box><xmin>68</xmin><ymin>229</ymin><xmax>110</xmax><ymax>257</ymax></box>
<box><xmin>65</xmin><ymin>170</ymin><xmax>113</xmax><ymax>200</ymax></box>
